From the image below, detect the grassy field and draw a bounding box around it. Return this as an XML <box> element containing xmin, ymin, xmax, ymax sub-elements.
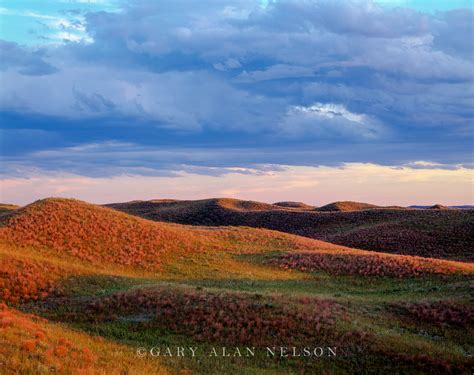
<box><xmin>106</xmin><ymin>198</ymin><xmax>474</xmax><ymax>261</ymax></box>
<box><xmin>0</xmin><ymin>199</ymin><xmax>473</xmax><ymax>374</ymax></box>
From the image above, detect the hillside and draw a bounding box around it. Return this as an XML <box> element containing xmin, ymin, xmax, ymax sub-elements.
<box><xmin>1</xmin><ymin>198</ymin><xmax>471</xmax><ymax>306</ymax></box>
<box><xmin>106</xmin><ymin>198</ymin><xmax>474</xmax><ymax>260</ymax></box>
<box><xmin>0</xmin><ymin>304</ymin><xmax>168</xmax><ymax>374</ymax></box>
<box><xmin>0</xmin><ymin>203</ymin><xmax>19</xmax><ymax>216</ymax></box>
<box><xmin>0</xmin><ymin>198</ymin><xmax>334</xmax><ymax>274</ymax></box>
<box><xmin>317</xmin><ymin>201</ymin><xmax>380</xmax><ymax>212</ymax></box>
<box><xmin>3</xmin><ymin>198</ymin><xmax>470</xmax><ymax>278</ymax></box>
<box><xmin>1</xmin><ymin>198</ymin><xmax>473</xmax><ymax>373</ymax></box>
<box><xmin>273</xmin><ymin>201</ymin><xmax>316</xmax><ymax>210</ymax></box>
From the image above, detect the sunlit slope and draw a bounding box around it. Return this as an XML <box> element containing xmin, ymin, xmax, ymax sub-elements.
<box><xmin>0</xmin><ymin>198</ymin><xmax>473</xmax><ymax>374</ymax></box>
<box><xmin>317</xmin><ymin>201</ymin><xmax>381</xmax><ymax>211</ymax></box>
<box><xmin>107</xmin><ymin>198</ymin><xmax>474</xmax><ymax>260</ymax></box>
<box><xmin>0</xmin><ymin>304</ymin><xmax>168</xmax><ymax>374</ymax></box>
<box><xmin>0</xmin><ymin>198</ymin><xmax>337</xmax><ymax>296</ymax></box>
<box><xmin>0</xmin><ymin>198</ymin><xmax>471</xmax><ymax>283</ymax></box>
<box><xmin>0</xmin><ymin>198</ymin><xmax>329</xmax><ymax>270</ymax></box>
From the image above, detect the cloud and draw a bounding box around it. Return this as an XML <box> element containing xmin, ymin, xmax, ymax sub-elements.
<box><xmin>252</xmin><ymin>1</ymin><xmax>431</xmax><ymax>38</ymax></box>
<box><xmin>236</xmin><ymin>64</ymin><xmax>315</xmax><ymax>82</ymax></box>
<box><xmin>0</xmin><ymin>7</ymin><xmax>93</xmax><ymax>45</ymax></box>
<box><xmin>72</xmin><ymin>87</ymin><xmax>116</xmax><ymax>113</ymax></box>
<box><xmin>0</xmin><ymin>0</ymin><xmax>473</xmax><ymax>180</ymax></box>
<box><xmin>431</xmin><ymin>8</ymin><xmax>474</xmax><ymax>59</ymax></box>
<box><xmin>280</xmin><ymin>102</ymin><xmax>385</xmax><ymax>139</ymax></box>
<box><xmin>0</xmin><ymin>40</ymin><xmax>58</xmax><ymax>75</ymax></box>
<box><xmin>0</xmin><ymin>67</ymin><xmax>285</xmax><ymax>131</ymax></box>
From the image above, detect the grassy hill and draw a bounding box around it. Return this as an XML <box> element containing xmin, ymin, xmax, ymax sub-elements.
<box><xmin>0</xmin><ymin>198</ymin><xmax>473</xmax><ymax>373</ymax></box>
<box><xmin>106</xmin><ymin>198</ymin><xmax>474</xmax><ymax>261</ymax></box>
<box><xmin>317</xmin><ymin>201</ymin><xmax>380</xmax><ymax>212</ymax></box>
<box><xmin>273</xmin><ymin>201</ymin><xmax>316</xmax><ymax>209</ymax></box>
<box><xmin>0</xmin><ymin>203</ymin><xmax>19</xmax><ymax>216</ymax></box>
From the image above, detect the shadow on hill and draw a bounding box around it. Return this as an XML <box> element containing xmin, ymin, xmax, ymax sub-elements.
<box><xmin>106</xmin><ymin>198</ymin><xmax>474</xmax><ymax>261</ymax></box>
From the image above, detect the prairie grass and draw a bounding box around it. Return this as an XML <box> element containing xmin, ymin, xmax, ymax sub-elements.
<box><xmin>0</xmin><ymin>198</ymin><xmax>473</xmax><ymax>374</ymax></box>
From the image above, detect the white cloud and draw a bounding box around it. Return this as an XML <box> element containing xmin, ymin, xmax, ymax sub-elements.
<box><xmin>280</xmin><ymin>103</ymin><xmax>384</xmax><ymax>139</ymax></box>
<box><xmin>0</xmin><ymin>7</ymin><xmax>92</xmax><ymax>45</ymax></box>
<box><xmin>213</xmin><ymin>58</ymin><xmax>242</xmax><ymax>71</ymax></box>
<box><xmin>50</xmin><ymin>32</ymin><xmax>93</xmax><ymax>43</ymax></box>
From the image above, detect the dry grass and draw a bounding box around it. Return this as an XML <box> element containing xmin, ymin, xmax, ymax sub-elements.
<box><xmin>86</xmin><ymin>286</ymin><xmax>359</xmax><ymax>349</ymax></box>
<box><xmin>0</xmin><ymin>303</ymin><xmax>168</xmax><ymax>374</ymax></box>
<box><xmin>317</xmin><ymin>201</ymin><xmax>380</xmax><ymax>212</ymax></box>
<box><xmin>1</xmin><ymin>198</ymin><xmax>471</xmax><ymax>281</ymax></box>
<box><xmin>267</xmin><ymin>250</ymin><xmax>474</xmax><ymax>277</ymax></box>
<box><xmin>273</xmin><ymin>201</ymin><xmax>316</xmax><ymax>210</ymax></box>
<box><xmin>0</xmin><ymin>255</ymin><xmax>66</xmax><ymax>305</ymax></box>
<box><xmin>0</xmin><ymin>197</ymin><xmax>473</xmax><ymax>373</ymax></box>
<box><xmin>392</xmin><ymin>300</ymin><xmax>474</xmax><ymax>328</ymax></box>
<box><xmin>107</xmin><ymin>198</ymin><xmax>474</xmax><ymax>260</ymax></box>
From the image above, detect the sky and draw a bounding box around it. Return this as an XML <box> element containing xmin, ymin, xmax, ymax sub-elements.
<box><xmin>0</xmin><ymin>0</ymin><xmax>473</xmax><ymax>206</ymax></box>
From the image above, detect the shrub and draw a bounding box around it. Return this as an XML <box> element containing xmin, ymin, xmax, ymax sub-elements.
<box><xmin>87</xmin><ymin>287</ymin><xmax>364</xmax><ymax>351</ymax></box>
<box><xmin>267</xmin><ymin>251</ymin><xmax>469</xmax><ymax>278</ymax></box>
<box><xmin>392</xmin><ymin>301</ymin><xmax>474</xmax><ymax>328</ymax></box>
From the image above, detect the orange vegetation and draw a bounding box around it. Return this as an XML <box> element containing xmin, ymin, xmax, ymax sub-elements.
<box><xmin>0</xmin><ymin>256</ymin><xmax>66</xmax><ymax>304</ymax></box>
<box><xmin>1</xmin><ymin>198</ymin><xmax>472</xmax><ymax>280</ymax></box>
<box><xmin>106</xmin><ymin>198</ymin><xmax>474</xmax><ymax>260</ymax></box>
<box><xmin>0</xmin><ymin>198</ymin><xmax>209</xmax><ymax>270</ymax></box>
<box><xmin>273</xmin><ymin>201</ymin><xmax>316</xmax><ymax>210</ymax></box>
<box><xmin>0</xmin><ymin>303</ymin><xmax>167</xmax><ymax>374</ymax></box>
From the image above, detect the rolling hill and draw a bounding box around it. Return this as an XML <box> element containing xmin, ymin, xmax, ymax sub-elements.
<box><xmin>106</xmin><ymin>198</ymin><xmax>474</xmax><ymax>260</ymax></box>
<box><xmin>0</xmin><ymin>203</ymin><xmax>18</xmax><ymax>216</ymax></box>
<box><xmin>317</xmin><ymin>201</ymin><xmax>380</xmax><ymax>211</ymax></box>
<box><xmin>3</xmin><ymin>198</ymin><xmax>470</xmax><ymax>280</ymax></box>
<box><xmin>0</xmin><ymin>304</ymin><xmax>168</xmax><ymax>374</ymax></box>
<box><xmin>273</xmin><ymin>201</ymin><xmax>316</xmax><ymax>209</ymax></box>
<box><xmin>1</xmin><ymin>198</ymin><xmax>473</xmax><ymax>373</ymax></box>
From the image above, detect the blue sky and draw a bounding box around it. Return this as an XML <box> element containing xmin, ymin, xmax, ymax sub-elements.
<box><xmin>0</xmin><ymin>1</ymin><xmax>471</xmax><ymax>45</ymax></box>
<box><xmin>0</xmin><ymin>0</ymin><xmax>473</xmax><ymax>204</ymax></box>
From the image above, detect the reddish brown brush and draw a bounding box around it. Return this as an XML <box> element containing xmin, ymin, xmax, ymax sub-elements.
<box><xmin>267</xmin><ymin>251</ymin><xmax>472</xmax><ymax>277</ymax></box>
<box><xmin>106</xmin><ymin>198</ymin><xmax>474</xmax><ymax>260</ymax></box>
<box><xmin>324</xmin><ymin>220</ymin><xmax>474</xmax><ymax>260</ymax></box>
<box><xmin>88</xmin><ymin>287</ymin><xmax>364</xmax><ymax>349</ymax></box>
<box><xmin>0</xmin><ymin>257</ymin><xmax>64</xmax><ymax>304</ymax></box>
<box><xmin>0</xmin><ymin>198</ymin><xmax>207</xmax><ymax>270</ymax></box>
<box><xmin>393</xmin><ymin>301</ymin><xmax>474</xmax><ymax>328</ymax></box>
<box><xmin>0</xmin><ymin>303</ymin><xmax>167</xmax><ymax>374</ymax></box>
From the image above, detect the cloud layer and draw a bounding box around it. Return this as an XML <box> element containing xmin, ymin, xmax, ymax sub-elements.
<box><xmin>1</xmin><ymin>0</ymin><xmax>473</xmax><ymax>182</ymax></box>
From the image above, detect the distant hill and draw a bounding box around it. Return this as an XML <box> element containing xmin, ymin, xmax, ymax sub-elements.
<box><xmin>2</xmin><ymin>198</ymin><xmax>471</xmax><ymax>279</ymax></box>
<box><xmin>4</xmin><ymin>197</ymin><xmax>471</xmax><ymax>294</ymax></box>
<box><xmin>0</xmin><ymin>198</ymin><xmax>347</xmax><ymax>273</ymax></box>
<box><xmin>1</xmin><ymin>197</ymin><xmax>473</xmax><ymax>374</ymax></box>
<box><xmin>0</xmin><ymin>203</ymin><xmax>19</xmax><ymax>215</ymax></box>
<box><xmin>317</xmin><ymin>201</ymin><xmax>379</xmax><ymax>212</ymax></box>
<box><xmin>273</xmin><ymin>201</ymin><xmax>316</xmax><ymax>210</ymax></box>
<box><xmin>107</xmin><ymin>198</ymin><xmax>474</xmax><ymax>261</ymax></box>
<box><xmin>410</xmin><ymin>205</ymin><xmax>474</xmax><ymax>209</ymax></box>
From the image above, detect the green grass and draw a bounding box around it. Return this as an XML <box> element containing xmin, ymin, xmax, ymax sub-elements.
<box><xmin>1</xmin><ymin>198</ymin><xmax>472</xmax><ymax>374</ymax></box>
<box><xmin>17</xmin><ymin>269</ymin><xmax>473</xmax><ymax>375</ymax></box>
